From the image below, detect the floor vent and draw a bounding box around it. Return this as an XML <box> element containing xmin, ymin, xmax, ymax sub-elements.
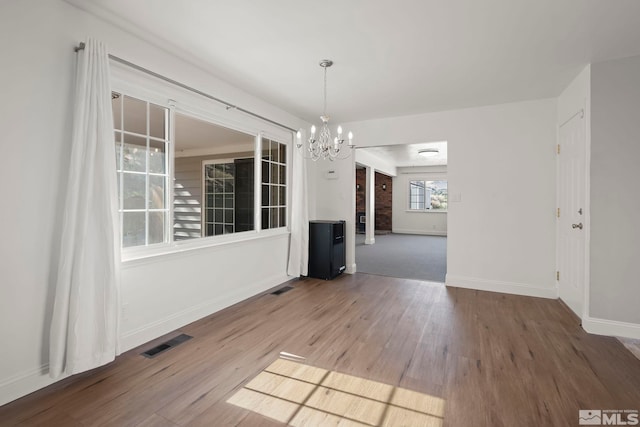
<box><xmin>271</xmin><ymin>285</ymin><xmax>294</xmax><ymax>295</ymax></box>
<box><xmin>141</xmin><ymin>333</ymin><xmax>192</xmax><ymax>359</ymax></box>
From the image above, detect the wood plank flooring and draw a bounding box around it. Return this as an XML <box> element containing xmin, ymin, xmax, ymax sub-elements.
<box><xmin>1</xmin><ymin>273</ymin><xmax>639</xmax><ymax>426</ymax></box>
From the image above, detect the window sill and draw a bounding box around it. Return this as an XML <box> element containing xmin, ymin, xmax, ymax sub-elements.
<box><xmin>122</xmin><ymin>228</ymin><xmax>290</xmax><ymax>264</ymax></box>
<box><xmin>405</xmin><ymin>210</ymin><xmax>448</xmax><ymax>214</ymax></box>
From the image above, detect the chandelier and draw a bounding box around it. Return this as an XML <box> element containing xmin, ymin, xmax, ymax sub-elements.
<box><xmin>296</xmin><ymin>59</ymin><xmax>353</xmax><ymax>161</ymax></box>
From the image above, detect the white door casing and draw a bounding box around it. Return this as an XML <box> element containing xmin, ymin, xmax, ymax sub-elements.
<box><xmin>557</xmin><ymin>109</ymin><xmax>587</xmax><ymax>318</ymax></box>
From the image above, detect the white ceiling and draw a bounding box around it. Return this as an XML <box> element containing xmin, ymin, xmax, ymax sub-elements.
<box><xmin>360</xmin><ymin>141</ymin><xmax>448</xmax><ymax>168</ymax></box>
<box><xmin>75</xmin><ymin>0</ymin><xmax>640</xmax><ymax>123</ymax></box>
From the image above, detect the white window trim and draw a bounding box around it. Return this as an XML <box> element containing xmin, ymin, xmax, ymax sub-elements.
<box><xmin>111</xmin><ymin>61</ymin><xmax>292</xmax><ymax>263</ymax></box>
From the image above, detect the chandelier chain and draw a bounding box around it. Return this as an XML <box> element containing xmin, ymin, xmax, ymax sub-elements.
<box><xmin>323</xmin><ymin>66</ymin><xmax>328</xmax><ymax>117</ymax></box>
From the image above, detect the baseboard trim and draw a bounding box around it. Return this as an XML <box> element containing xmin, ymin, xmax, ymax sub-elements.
<box><xmin>119</xmin><ymin>273</ymin><xmax>290</xmax><ymax>352</ymax></box>
<box><xmin>582</xmin><ymin>316</ymin><xmax>640</xmax><ymax>339</ymax></box>
<box><xmin>0</xmin><ymin>364</ymin><xmax>64</xmax><ymax>407</ymax></box>
<box><xmin>0</xmin><ymin>273</ymin><xmax>290</xmax><ymax>408</ymax></box>
<box><xmin>392</xmin><ymin>229</ymin><xmax>447</xmax><ymax>237</ymax></box>
<box><xmin>445</xmin><ymin>275</ymin><xmax>558</xmax><ymax>299</ymax></box>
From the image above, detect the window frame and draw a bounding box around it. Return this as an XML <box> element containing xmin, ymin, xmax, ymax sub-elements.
<box><xmin>110</xmin><ymin>62</ymin><xmax>292</xmax><ymax>262</ymax></box>
<box><xmin>407</xmin><ymin>178</ymin><xmax>448</xmax><ymax>213</ymax></box>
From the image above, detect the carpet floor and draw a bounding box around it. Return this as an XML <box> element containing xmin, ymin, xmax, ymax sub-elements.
<box><xmin>355</xmin><ymin>233</ymin><xmax>447</xmax><ymax>283</ymax></box>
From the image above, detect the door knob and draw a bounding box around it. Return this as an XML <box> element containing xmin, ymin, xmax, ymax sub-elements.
<box><xmin>572</xmin><ymin>223</ymin><xmax>583</xmax><ymax>229</ymax></box>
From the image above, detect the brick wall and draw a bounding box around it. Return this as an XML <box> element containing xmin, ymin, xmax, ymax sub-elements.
<box><xmin>375</xmin><ymin>172</ymin><xmax>392</xmax><ymax>231</ymax></box>
<box><xmin>355</xmin><ymin>169</ymin><xmax>392</xmax><ymax>232</ymax></box>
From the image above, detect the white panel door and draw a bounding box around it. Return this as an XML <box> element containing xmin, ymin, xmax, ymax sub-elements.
<box><xmin>557</xmin><ymin>112</ymin><xmax>587</xmax><ymax>318</ymax></box>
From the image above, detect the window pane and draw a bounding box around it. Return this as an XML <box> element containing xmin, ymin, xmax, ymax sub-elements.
<box><xmin>270</xmin><ymin>208</ymin><xmax>278</xmax><ymax>228</ymax></box>
<box><xmin>262</xmin><ymin>139</ymin><xmax>271</xmax><ymax>160</ymax></box>
<box><xmin>270</xmin><ymin>161</ymin><xmax>278</xmax><ymax>184</ymax></box>
<box><xmin>122</xmin><ymin>134</ymin><xmax>146</xmax><ymax>172</ymax></box>
<box><xmin>149</xmin><ymin>140</ymin><xmax>166</xmax><ymax>174</ymax></box>
<box><xmin>279</xmin><ymin>207</ymin><xmax>286</xmax><ymax>228</ymax></box>
<box><xmin>262</xmin><ymin>208</ymin><xmax>269</xmax><ymax>229</ymax></box>
<box><xmin>115</xmin><ymin>132</ymin><xmax>122</xmax><ymax>171</ymax></box>
<box><xmin>149</xmin><ymin>104</ymin><xmax>167</xmax><ymax>139</ymax></box>
<box><xmin>262</xmin><ymin>185</ymin><xmax>269</xmax><ymax>207</ymax></box>
<box><xmin>427</xmin><ymin>180</ymin><xmax>448</xmax><ymax>210</ymax></box>
<box><xmin>270</xmin><ymin>186</ymin><xmax>278</xmax><ymax>206</ymax></box>
<box><xmin>148</xmin><ymin>175</ymin><xmax>165</xmax><ymax>210</ymax></box>
<box><xmin>279</xmin><ymin>165</ymin><xmax>286</xmax><ymax>185</ymax></box>
<box><xmin>278</xmin><ymin>143</ymin><xmax>286</xmax><ymax>164</ymax></box>
<box><xmin>270</xmin><ymin>140</ymin><xmax>279</xmax><ymax>163</ymax></box>
<box><xmin>123</xmin><ymin>173</ymin><xmax>146</xmax><ymax>209</ymax></box>
<box><xmin>279</xmin><ymin>186</ymin><xmax>286</xmax><ymax>207</ymax></box>
<box><xmin>112</xmin><ymin>93</ymin><xmax>122</xmax><ymax>130</ymax></box>
<box><xmin>123</xmin><ymin>212</ymin><xmax>145</xmax><ymax>247</ymax></box>
<box><xmin>148</xmin><ymin>211</ymin><xmax>165</xmax><ymax>244</ymax></box>
<box><xmin>123</xmin><ymin>95</ymin><xmax>146</xmax><ymax>135</ymax></box>
<box><xmin>262</xmin><ymin>161</ymin><xmax>269</xmax><ymax>183</ymax></box>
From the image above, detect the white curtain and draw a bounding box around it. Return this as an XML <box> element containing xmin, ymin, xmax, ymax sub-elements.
<box><xmin>287</xmin><ymin>135</ymin><xmax>309</xmax><ymax>276</ymax></box>
<box><xmin>49</xmin><ymin>39</ymin><xmax>120</xmax><ymax>379</ymax></box>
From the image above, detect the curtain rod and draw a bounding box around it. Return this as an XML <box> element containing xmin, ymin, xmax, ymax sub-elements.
<box><xmin>74</xmin><ymin>42</ymin><xmax>297</xmax><ymax>133</ymax></box>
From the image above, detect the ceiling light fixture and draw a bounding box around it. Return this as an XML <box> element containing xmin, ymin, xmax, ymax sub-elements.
<box><xmin>418</xmin><ymin>148</ymin><xmax>439</xmax><ymax>157</ymax></box>
<box><xmin>296</xmin><ymin>60</ymin><xmax>353</xmax><ymax>161</ymax></box>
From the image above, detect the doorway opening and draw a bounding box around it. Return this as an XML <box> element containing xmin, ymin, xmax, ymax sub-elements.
<box><xmin>354</xmin><ymin>142</ymin><xmax>448</xmax><ymax>283</ymax></box>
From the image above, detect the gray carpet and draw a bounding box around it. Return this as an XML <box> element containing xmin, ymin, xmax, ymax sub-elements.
<box><xmin>355</xmin><ymin>233</ymin><xmax>447</xmax><ymax>283</ymax></box>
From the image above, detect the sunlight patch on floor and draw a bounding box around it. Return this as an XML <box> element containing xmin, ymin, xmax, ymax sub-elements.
<box><xmin>227</xmin><ymin>358</ymin><xmax>445</xmax><ymax>426</ymax></box>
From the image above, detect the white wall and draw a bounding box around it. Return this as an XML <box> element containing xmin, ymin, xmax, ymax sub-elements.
<box><xmin>0</xmin><ymin>0</ymin><xmax>305</xmax><ymax>406</ymax></box>
<box><xmin>354</xmin><ymin>149</ymin><xmax>397</xmax><ymax>177</ymax></box>
<box><xmin>315</xmin><ymin>99</ymin><xmax>558</xmax><ymax>298</ymax></box>
<box><xmin>311</xmin><ymin>154</ymin><xmax>357</xmax><ymax>272</ymax></box>
<box><xmin>588</xmin><ymin>55</ymin><xmax>640</xmax><ymax>334</ymax></box>
<box><xmin>393</xmin><ymin>166</ymin><xmax>448</xmax><ymax>236</ymax></box>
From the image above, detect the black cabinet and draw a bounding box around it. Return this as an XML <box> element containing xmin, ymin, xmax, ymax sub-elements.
<box><xmin>308</xmin><ymin>220</ymin><xmax>346</xmax><ymax>280</ymax></box>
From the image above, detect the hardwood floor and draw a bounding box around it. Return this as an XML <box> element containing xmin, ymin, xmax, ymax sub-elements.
<box><xmin>1</xmin><ymin>273</ymin><xmax>639</xmax><ymax>426</ymax></box>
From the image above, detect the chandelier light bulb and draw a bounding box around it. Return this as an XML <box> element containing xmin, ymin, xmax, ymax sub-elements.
<box><xmin>311</xmin><ymin>125</ymin><xmax>316</xmax><ymax>136</ymax></box>
<box><xmin>337</xmin><ymin>125</ymin><xmax>343</xmax><ymax>136</ymax></box>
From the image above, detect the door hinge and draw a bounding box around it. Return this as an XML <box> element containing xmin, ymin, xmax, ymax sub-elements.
<box><xmin>557</xmin><ymin>144</ymin><xmax>560</xmax><ymax>154</ymax></box>
<box><xmin>557</xmin><ymin>208</ymin><xmax>560</xmax><ymax>218</ymax></box>
<box><xmin>556</xmin><ymin>271</ymin><xmax>560</xmax><ymax>281</ymax></box>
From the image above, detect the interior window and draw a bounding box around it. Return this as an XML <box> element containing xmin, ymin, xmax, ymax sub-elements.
<box><xmin>174</xmin><ymin>113</ymin><xmax>256</xmax><ymax>240</ymax></box>
<box><xmin>112</xmin><ymin>89</ymin><xmax>288</xmax><ymax>251</ymax></box>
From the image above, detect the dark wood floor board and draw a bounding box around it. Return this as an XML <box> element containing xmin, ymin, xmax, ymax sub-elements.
<box><xmin>1</xmin><ymin>273</ymin><xmax>639</xmax><ymax>427</ymax></box>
